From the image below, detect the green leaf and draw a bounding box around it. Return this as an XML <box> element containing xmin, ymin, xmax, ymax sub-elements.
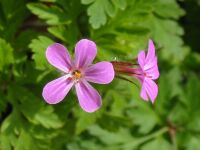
<box><xmin>29</xmin><ymin>36</ymin><xmax>54</xmax><ymax>70</ymax></box>
<box><xmin>0</xmin><ymin>0</ymin><xmax>27</xmax><ymax>40</ymax></box>
<box><xmin>147</xmin><ymin>16</ymin><xmax>185</xmax><ymax>63</ymax></box>
<box><xmin>156</xmin><ymin>67</ymin><xmax>182</xmax><ymax>117</ymax></box>
<box><xmin>168</xmin><ymin>74</ymin><xmax>200</xmax><ymax>129</ymax></box>
<box><xmin>34</xmin><ymin>106</ymin><xmax>64</xmax><ymax>129</ymax></box>
<box><xmin>112</xmin><ymin>0</ymin><xmax>127</xmax><ymax>10</ymax></box>
<box><xmin>0</xmin><ymin>91</ymin><xmax>7</xmax><ymax>116</ymax></box>
<box><xmin>0</xmin><ymin>110</ymin><xmax>50</xmax><ymax>150</ymax></box>
<box><xmin>97</xmin><ymin>114</ymin><xmax>131</xmax><ymax>132</ymax></box>
<box><xmin>27</xmin><ymin>3</ymin><xmax>71</xmax><ymax>25</ymax></box>
<box><xmin>185</xmin><ymin>136</ymin><xmax>200</xmax><ymax>150</ymax></box>
<box><xmin>39</xmin><ymin>0</ymin><xmax>56</xmax><ymax>2</ymax></box>
<box><xmin>15</xmin><ymin>30</ymin><xmax>39</xmax><ymax>49</ymax></box>
<box><xmin>9</xmin><ymin>85</ymin><xmax>63</xmax><ymax>129</ymax></box>
<box><xmin>182</xmin><ymin>74</ymin><xmax>200</xmax><ymax>108</ymax></box>
<box><xmin>0</xmin><ymin>112</ymin><xmax>20</xmax><ymax>150</ymax></box>
<box><xmin>81</xmin><ymin>0</ymin><xmax>95</xmax><ymax>4</ymax></box>
<box><xmin>182</xmin><ymin>74</ymin><xmax>200</xmax><ymax>131</ymax></box>
<box><xmin>75</xmin><ymin>109</ymin><xmax>102</xmax><ymax>134</ymax></box>
<box><xmin>48</xmin><ymin>26</ymin><xmax>69</xmax><ymax>43</ymax></box>
<box><xmin>0</xmin><ymin>38</ymin><xmax>14</xmax><ymax>71</ymax></box>
<box><xmin>184</xmin><ymin>51</ymin><xmax>200</xmax><ymax>71</ymax></box>
<box><xmin>88</xmin><ymin>125</ymin><xmax>134</xmax><ymax>145</ymax></box>
<box><xmin>87</xmin><ymin>0</ymin><xmax>107</xmax><ymax>29</ymax></box>
<box><xmin>91</xmin><ymin>0</ymin><xmax>185</xmax><ymax>63</ymax></box>
<box><xmin>82</xmin><ymin>0</ymin><xmax>126</xmax><ymax>29</ymax></box>
<box><xmin>154</xmin><ymin>0</ymin><xmax>185</xmax><ymax>19</ymax></box>
<box><xmin>141</xmin><ymin>137</ymin><xmax>172</xmax><ymax>150</ymax></box>
<box><xmin>127</xmin><ymin>100</ymin><xmax>161</xmax><ymax>134</ymax></box>
<box><xmin>15</xmin><ymin>130</ymin><xmax>38</xmax><ymax>150</ymax></box>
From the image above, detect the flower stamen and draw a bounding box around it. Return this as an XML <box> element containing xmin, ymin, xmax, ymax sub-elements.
<box><xmin>71</xmin><ymin>70</ymin><xmax>82</xmax><ymax>80</ymax></box>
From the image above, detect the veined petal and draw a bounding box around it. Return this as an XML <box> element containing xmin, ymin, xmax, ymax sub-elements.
<box><xmin>145</xmin><ymin>64</ymin><xmax>159</xmax><ymax>80</ymax></box>
<box><xmin>75</xmin><ymin>80</ymin><xmax>102</xmax><ymax>112</ymax></box>
<box><xmin>42</xmin><ymin>75</ymin><xmax>73</xmax><ymax>104</ymax></box>
<box><xmin>138</xmin><ymin>51</ymin><xmax>146</xmax><ymax>68</ymax></box>
<box><xmin>143</xmin><ymin>56</ymin><xmax>157</xmax><ymax>71</ymax></box>
<box><xmin>46</xmin><ymin>43</ymin><xmax>72</xmax><ymax>73</ymax></box>
<box><xmin>140</xmin><ymin>83</ymin><xmax>148</xmax><ymax>101</ymax></box>
<box><xmin>145</xmin><ymin>39</ymin><xmax>155</xmax><ymax>64</ymax></box>
<box><xmin>143</xmin><ymin>78</ymin><xmax>158</xmax><ymax>103</ymax></box>
<box><xmin>85</xmin><ymin>61</ymin><xmax>114</xmax><ymax>84</ymax></box>
<box><xmin>75</xmin><ymin>39</ymin><xmax>97</xmax><ymax>68</ymax></box>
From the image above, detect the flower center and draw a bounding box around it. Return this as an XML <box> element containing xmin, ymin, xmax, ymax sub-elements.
<box><xmin>71</xmin><ymin>70</ymin><xmax>82</xmax><ymax>80</ymax></box>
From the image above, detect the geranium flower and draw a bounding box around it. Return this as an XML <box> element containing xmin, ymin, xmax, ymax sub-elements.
<box><xmin>136</xmin><ymin>39</ymin><xmax>159</xmax><ymax>103</ymax></box>
<box><xmin>111</xmin><ymin>39</ymin><xmax>159</xmax><ymax>103</ymax></box>
<box><xmin>42</xmin><ymin>39</ymin><xmax>114</xmax><ymax>112</ymax></box>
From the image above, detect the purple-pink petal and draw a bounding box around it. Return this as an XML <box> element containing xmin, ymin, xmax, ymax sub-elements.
<box><xmin>75</xmin><ymin>39</ymin><xmax>97</xmax><ymax>69</ymax></box>
<box><xmin>140</xmin><ymin>83</ymin><xmax>148</xmax><ymax>101</ymax></box>
<box><xmin>138</xmin><ymin>51</ymin><xmax>146</xmax><ymax>68</ymax></box>
<box><xmin>145</xmin><ymin>64</ymin><xmax>159</xmax><ymax>80</ymax></box>
<box><xmin>142</xmin><ymin>78</ymin><xmax>158</xmax><ymax>103</ymax></box>
<box><xmin>143</xmin><ymin>56</ymin><xmax>157</xmax><ymax>71</ymax></box>
<box><xmin>84</xmin><ymin>61</ymin><xmax>114</xmax><ymax>84</ymax></box>
<box><xmin>75</xmin><ymin>80</ymin><xmax>102</xmax><ymax>112</ymax></box>
<box><xmin>136</xmin><ymin>40</ymin><xmax>159</xmax><ymax>102</ymax></box>
<box><xmin>145</xmin><ymin>39</ymin><xmax>155</xmax><ymax>64</ymax></box>
<box><xmin>46</xmin><ymin>43</ymin><xmax>72</xmax><ymax>73</ymax></box>
<box><xmin>42</xmin><ymin>75</ymin><xmax>74</xmax><ymax>104</ymax></box>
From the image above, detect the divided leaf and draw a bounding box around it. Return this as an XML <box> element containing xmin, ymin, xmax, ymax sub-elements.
<box><xmin>27</xmin><ymin>3</ymin><xmax>71</xmax><ymax>25</ymax></box>
<box><xmin>0</xmin><ymin>38</ymin><xmax>14</xmax><ymax>71</ymax></box>
<box><xmin>29</xmin><ymin>36</ymin><xmax>53</xmax><ymax>70</ymax></box>
<box><xmin>82</xmin><ymin>0</ymin><xmax>127</xmax><ymax>29</ymax></box>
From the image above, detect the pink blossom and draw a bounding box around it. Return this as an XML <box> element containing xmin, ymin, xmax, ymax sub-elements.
<box><xmin>136</xmin><ymin>39</ymin><xmax>159</xmax><ymax>103</ymax></box>
<box><xmin>42</xmin><ymin>39</ymin><xmax>114</xmax><ymax>112</ymax></box>
<box><xmin>111</xmin><ymin>39</ymin><xmax>159</xmax><ymax>103</ymax></box>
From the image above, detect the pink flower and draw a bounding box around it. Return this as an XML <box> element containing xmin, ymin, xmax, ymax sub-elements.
<box><xmin>42</xmin><ymin>39</ymin><xmax>114</xmax><ymax>112</ymax></box>
<box><xmin>111</xmin><ymin>39</ymin><xmax>159</xmax><ymax>103</ymax></box>
<box><xmin>135</xmin><ymin>39</ymin><xmax>159</xmax><ymax>102</ymax></box>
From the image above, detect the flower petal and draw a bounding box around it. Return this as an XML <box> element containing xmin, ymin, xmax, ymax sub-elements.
<box><xmin>85</xmin><ymin>61</ymin><xmax>115</xmax><ymax>84</ymax></box>
<box><xmin>145</xmin><ymin>64</ymin><xmax>159</xmax><ymax>80</ymax></box>
<box><xmin>75</xmin><ymin>80</ymin><xmax>102</xmax><ymax>112</ymax></box>
<box><xmin>140</xmin><ymin>83</ymin><xmax>148</xmax><ymax>101</ymax></box>
<box><xmin>143</xmin><ymin>56</ymin><xmax>157</xmax><ymax>71</ymax></box>
<box><xmin>42</xmin><ymin>75</ymin><xmax>73</xmax><ymax>104</ymax></box>
<box><xmin>75</xmin><ymin>39</ymin><xmax>97</xmax><ymax>68</ymax></box>
<box><xmin>138</xmin><ymin>51</ymin><xmax>146</xmax><ymax>68</ymax></box>
<box><xmin>46</xmin><ymin>43</ymin><xmax>72</xmax><ymax>72</ymax></box>
<box><xmin>145</xmin><ymin>39</ymin><xmax>155</xmax><ymax>64</ymax></box>
<box><xmin>142</xmin><ymin>78</ymin><xmax>158</xmax><ymax>103</ymax></box>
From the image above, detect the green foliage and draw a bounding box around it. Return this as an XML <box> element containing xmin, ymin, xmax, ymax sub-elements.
<box><xmin>0</xmin><ymin>0</ymin><xmax>200</xmax><ymax>150</ymax></box>
<box><xmin>48</xmin><ymin>26</ymin><xmax>69</xmax><ymax>43</ymax></box>
<box><xmin>0</xmin><ymin>38</ymin><xmax>14</xmax><ymax>71</ymax></box>
<box><xmin>81</xmin><ymin>0</ymin><xmax>127</xmax><ymax>29</ymax></box>
<box><xmin>27</xmin><ymin>3</ymin><xmax>71</xmax><ymax>25</ymax></box>
<box><xmin>29</xmin><ymin>36</ymin><xmax>54</xmax><ymax>70</ymax></box>
<box><xmin>141</xmin><ymin>137</ymin><xmax>172</xmax><ymax>150</ymax></box>
<box><xmin>0</xmin><ymin>0</ymin><xmax>27</xmax><ymax>41</ymax></box>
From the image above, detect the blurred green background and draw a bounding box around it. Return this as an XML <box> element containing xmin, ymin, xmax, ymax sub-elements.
<box><xmin>0</xmin><ymin>0</ymin><xmax>200</xmax><ymax>149</ymax></box>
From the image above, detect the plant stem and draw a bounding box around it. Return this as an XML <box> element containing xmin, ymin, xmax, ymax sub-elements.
<box><xmin>171</xmin><ymin>133</ymin><xmax>178</xmax><ymax>150</ymax></box>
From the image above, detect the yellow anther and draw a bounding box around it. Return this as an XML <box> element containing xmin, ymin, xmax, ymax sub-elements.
<box><xmin>72</xmin><ymin>70</ymin><xmax>82</xmax><ymax>80</ymax></box>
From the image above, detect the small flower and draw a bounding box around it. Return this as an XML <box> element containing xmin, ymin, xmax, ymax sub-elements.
<box><xmin>111</xmin><ymin>39</ymin><xmax>159</xmax><ymax>103</ymax></box>
<box><xmin>136</xmin><ymin>39</ymin><xmax>159</xmax><ymax>103</ymax></box>
<box><xmin>42</xmin><ymin>39</ymin><xmax>114</xmax><ymax>112</ymax></box>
